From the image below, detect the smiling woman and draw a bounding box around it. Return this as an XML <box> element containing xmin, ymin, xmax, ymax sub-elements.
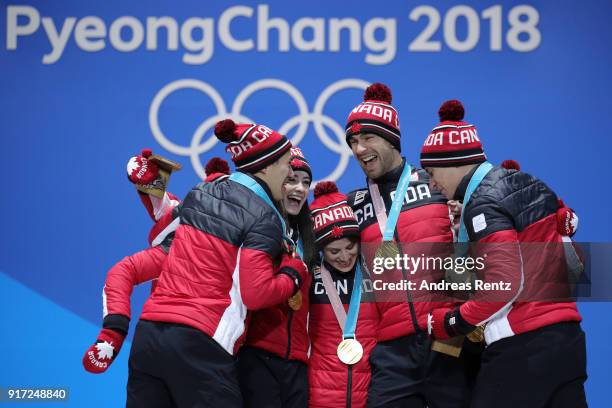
<box><xmin>323</xmin><ymin>238</ymin><xmax>359</xmax><ymax>272</ymax></box>
<box><xmin>282</xmin><ymin>147</ymin><xmax>318</xmax><ymax>270</ymax></box>
<box><xmin>308</xmin><ymin>181</ymin><xmax>378</xmax><ymax>408</ymax></box>
<box><xmin>283</xmin><ymin>148</ymin><xmax>312</xmax><ymax>217</ymax></box>
<box><xmin>284</xmin><ymin>173</ymin><xmax>309</xmax><ymax>214</ymax></box>
<box><xmin>237</xmin><ymin>146</ymin><xmax>317</xmax><ymax>408</ymax></box>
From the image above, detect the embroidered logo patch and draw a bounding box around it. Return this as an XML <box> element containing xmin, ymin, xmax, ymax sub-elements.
<box><xmin>472</xmin><ymin>213</ymin><xmax>487</xmax><ymax>233</ymax></box>
<box><xmin>353</xmin><ymin>190</ymin><xmax>367</xmax><ymax>205</ymax></box>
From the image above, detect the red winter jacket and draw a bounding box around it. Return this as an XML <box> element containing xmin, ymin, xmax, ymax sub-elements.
<box><xmin>102</xmin><ymin>238</ymin><xmax>311</xmax><ymax>362</ymax></box>
<box><xmin>347</xmin><ymin>161</ymin><xmax>456</xmax><ymax>341</ymax></box>
<box><xmin>102</xmin><ymin>246</ymin><xmax>167</xmax><ymax>334</ymax></box>
<box><xmin>141</xmin><ymin>175</ymin><xmax>297</xmax><ymax>355</ymax></box>
<box><xmin>455</xmin><ymin>166</ymin><xmax>581</xmax><ymax>344</ymax></box>
<box><xmin>103</xmin><ymin>175</ymin><xmax>311</xmax><ymax>360</ymax></box>
<box><xmin>245</xmin><ymin>270</ymin><xmax>311</xmax><ymax>363</ymax></box>
<box><xmin>308</xmin><ymin>262</ymin><xmax>378</xmax><ymax>408</ymax></box>
<box><xmin>242</xmin><ymin>222</ymin><xmax>312</xmax><ymax>363</ymax></box>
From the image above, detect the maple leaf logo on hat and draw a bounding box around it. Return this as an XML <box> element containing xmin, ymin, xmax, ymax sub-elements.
<box><xmin>311</xmin><ymin>181</ymin><xmax>360</xmax><ymax>249</ymax></box>
<box><xmin>331</xmin><ymin>225</ymin><xmax>343</xmax><ymax>238</ymax></box>
<box><xmin>351</xmin><ymin>122</ymin><xmax>362</xmax><ymax>134</ymax></box>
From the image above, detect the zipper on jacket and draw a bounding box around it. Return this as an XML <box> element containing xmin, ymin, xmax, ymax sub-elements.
<box><xmin>284</xmin><ymin>309</ymin><xmax>293</xmax><ymax>359</ymax></box>
<box><xmin>346</xmin><ymin>364</ymin><xmax>353</xmax><ymax>408</ymax></box>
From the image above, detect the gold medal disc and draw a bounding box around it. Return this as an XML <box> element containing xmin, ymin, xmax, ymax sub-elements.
<box><xmin>288</xmin><ymin>291</ymin><xmax>302</xmax><ymax>311</ymax></box>
<box><xmin>337</xmin><ymin>338</ymin><xmax>364</xmax><ymax>365</ymax></box>
<box><xmin>466</xmin><ymin>325</ymin><xmax>486</xmax><ymax>343</ymax></box>
<box><xmin>375</xmin><ymin>240</ymin><xmax>399</xmax><ymax>261</ymax></box>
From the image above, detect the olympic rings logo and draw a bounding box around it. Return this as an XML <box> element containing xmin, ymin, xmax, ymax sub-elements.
<box><xmin>148</xmin><ymin>78</ymin><xmax>370</xmax><ymax>183</ymax></box>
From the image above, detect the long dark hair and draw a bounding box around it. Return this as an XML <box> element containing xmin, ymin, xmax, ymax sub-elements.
<box><xmin>288</xmin><ymin>204</ymin><xmax>320</xmax><ymax>271</ymax></box>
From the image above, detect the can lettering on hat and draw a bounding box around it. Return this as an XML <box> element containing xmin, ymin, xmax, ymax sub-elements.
<box><xmin>453</xmin><ymin>128</ymin><xmax>479</xmax><ymax>145</ymax></box>
<box><xmin>426</xmin><ymin>128</ymin><xmax>480</xmax><ymax>146</ymax></box>
<box><xmin>465</xmin><ymin>128</ymin><xmax>480</xmax><ymax>143</ymax></box>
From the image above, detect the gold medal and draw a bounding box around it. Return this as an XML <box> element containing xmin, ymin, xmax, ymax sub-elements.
<box><xmin>288</xmin><ymin>291</ymin><xmax>302</xmax><ymax>311</ymax></box>
<box><xmin>466</xmin><ymin>325</ymin><xmax>486</xmax><ymax>343</ymax></box>
<box><xmin>337</xmin><ymin>338</ymin><xmax>364</xmax><ymax>365</ymax></box>
<box><xmin>375</xmin><ymin>240</ymin><xmax>399</xmax><ymax>261</ymax></box>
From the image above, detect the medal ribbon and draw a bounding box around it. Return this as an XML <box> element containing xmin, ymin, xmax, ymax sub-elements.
<box><xmin>369</xmin><ymin>162</ymin><xmax>423</xmax><ymax>334</ymax></box>
<box><xmin>229</xmin><ymin>172</ymin><xmax>294</xmax><ymax>247</ymax></box>
<box><xmin>320</xmin><ymin>261</ymin><xmax>363</xmax><ymax>339</ymax></box>
<box><xmin>368</xmin><ymin>163</ymin><xmax>413</xmax><ymax>240</ymax></box>
<box><xmin>296</xmin><ymin>238</ymin><xmax>304</xmax><ymax>258</ymax></box>
<box><xmin>457</xmin><ymin>162</ymin><xmax>494</xmax><ymax>243</ymax></box>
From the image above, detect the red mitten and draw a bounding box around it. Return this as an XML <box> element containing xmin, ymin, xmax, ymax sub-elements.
<box><xmin>127</xmin><ymin>149</ymin><xmax>159</xmax><ymax>185</ymax></box>
<box><xmin>278</xmin><ymin>253</ymin><xmax>308</xmax><ymax>294</ymax></box>
<box><xmin>556</xmin><ymin>199</ymin><xmax>578</xmax><ymax>237</ymax></box>
<box><xmin>82</xmin><ymin>328</ymin><xmax>125</xmax><ymax>374</ymax></box>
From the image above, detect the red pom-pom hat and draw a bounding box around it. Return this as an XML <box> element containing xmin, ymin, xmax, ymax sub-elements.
<box><xmin>214</xmin><ymin>118</ymin><xmax>291</xmax><ymax>173</ymax></box>
<box><xmin>309</xmin><ymin>181</ymin><xmax>360</xmax><ymax>249</ymax></box>
<box><xmin>345</xmin><ymin>82</ymin><xmax>402</xmax><ymax>151</ymax></box>
<box><xmin>420</xmin><ymin>100</ymin><xmax>487</xmax><ymax>168</ymax></box>
<box><xmin>289</xmin><ymin>147</ymin><xmax>312</xmax><ymax>179</ymax></box>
